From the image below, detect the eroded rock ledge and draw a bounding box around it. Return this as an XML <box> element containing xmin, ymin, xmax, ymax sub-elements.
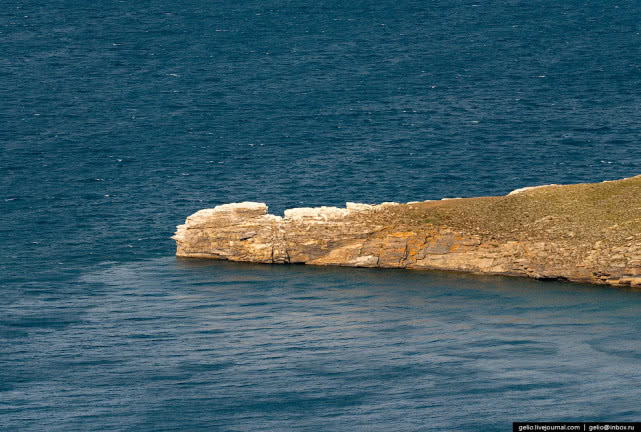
<box><xmin>174</xmin><ymin>175</ymin><xmax>641</xmax><ymax>288</ymax></box>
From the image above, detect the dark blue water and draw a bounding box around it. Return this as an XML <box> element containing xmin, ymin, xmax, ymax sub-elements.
<box><xmin>2</xmin><ymin>1</ymin><xmax>641</xmax><ymax>430</ymax></box>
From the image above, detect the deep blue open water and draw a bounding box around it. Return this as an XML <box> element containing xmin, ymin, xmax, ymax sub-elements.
<box><xmin>2</xmin><ymin>1</ymin><xmax>641</xmax><ymax>430</ymax></box>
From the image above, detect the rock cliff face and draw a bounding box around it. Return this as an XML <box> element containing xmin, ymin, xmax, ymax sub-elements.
<box><xmin>174</xmin><ymin>175</ymin><xmax>641</xmax><ymax>288</ymax></box>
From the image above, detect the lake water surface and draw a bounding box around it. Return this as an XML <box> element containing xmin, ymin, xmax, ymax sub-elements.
<box><xmin>2</xmin><ymin>0</ymin><xmax>641</xmax><ymax>430</ymax></box>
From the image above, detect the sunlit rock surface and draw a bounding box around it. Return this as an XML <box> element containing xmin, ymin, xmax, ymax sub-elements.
<box><xmin>174</xmin><ymin>175</ymin><xmax>641</xmax><ymax>288</ymax></box>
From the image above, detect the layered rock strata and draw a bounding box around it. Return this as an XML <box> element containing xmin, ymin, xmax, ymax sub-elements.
<box><xmin>174</xmin><ymin>175</ymin><xmax>641</xmax><ymax>288</ymax></box>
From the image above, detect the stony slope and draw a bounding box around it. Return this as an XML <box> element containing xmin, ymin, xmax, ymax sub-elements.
<box><xmin>174</xmin><ymin>175</ymin><xmax>641</xmax><ymax>288</ymax></box>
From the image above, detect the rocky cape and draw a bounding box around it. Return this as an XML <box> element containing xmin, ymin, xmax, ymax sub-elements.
<box><xmin>174</xmin><ymin>175</ymin><xmax>641</xmax><ymax>288</ymax></box>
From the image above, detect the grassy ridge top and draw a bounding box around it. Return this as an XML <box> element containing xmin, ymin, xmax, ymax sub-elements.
<box><xmin>374</xmin><ymin>175</ymin><xmax>641</xmax><ymax>244</ymax></box>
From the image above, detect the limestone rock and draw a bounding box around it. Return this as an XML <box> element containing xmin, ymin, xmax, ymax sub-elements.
<box><xmin>174</xmin><ymin>175</ymin><xmax>641</xmax><ymax>288</ymax></box>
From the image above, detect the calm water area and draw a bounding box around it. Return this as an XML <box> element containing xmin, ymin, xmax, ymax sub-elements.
<box><xmin>2</xmin><ymin>1</ymin><xmax>641</xmax><ymax>430</ymax></box>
